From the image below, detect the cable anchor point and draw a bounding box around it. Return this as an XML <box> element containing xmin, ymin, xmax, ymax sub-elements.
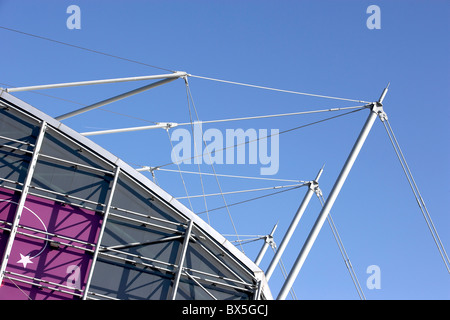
<box><xmin>371</xmin><ymin>83</ymin><xmax>390</xmax><ymax>122</ymax></box>
<box><xmin>370</xmin><ymin>101</ymin><xmax>388</xmax><ymax>122</ymax></box>
<box><xmin>181</xmin><ymin>72</ymin><xmax>191</xmax><ymax>85</ymax></box>
<box><xmin>156</xmin><ymin>122</ymin><xmax>178</xmax><ymax>130</ymax></box>
<box><xmin>308</xmin><ymin>164</ymin><xmax>324</xmax><ymax>192</ymax></box>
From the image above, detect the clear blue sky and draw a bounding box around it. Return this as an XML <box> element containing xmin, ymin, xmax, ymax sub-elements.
<box><xmin>0</xmin><ymin>0</ymin><xmax>448</xmax><ymax>300</ymax></box>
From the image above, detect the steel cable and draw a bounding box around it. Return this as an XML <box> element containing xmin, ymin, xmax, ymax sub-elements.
<box><xmin>382</xmin><ymin>119</ymin><xmax>450</xmax><ymax>273</ymax></box>
<box><xmin>317</xmin><ymin>193</ymin><xmax>366</xmax><ymax>300</ymax></box>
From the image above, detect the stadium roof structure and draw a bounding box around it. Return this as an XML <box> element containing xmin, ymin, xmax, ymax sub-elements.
<box><xmin>0</xmin><ymin>88</ymin><xmax>272</xmax><ymax>300</ymax></box>
<box><xmin>0</xmin><ymin>70</ymin><xmax>447</xmax><ymax>301</ymax></box>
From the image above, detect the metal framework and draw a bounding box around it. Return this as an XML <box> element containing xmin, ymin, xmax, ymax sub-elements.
<box><xmin>82</xmin><ymin>166</ymin><xmax>121</xmax><ymax>300</ymax></box>
<box><xmin>0</xmin><ymin>121</ymin><xmax>47</xmax><ymax>285</ymax></box>
<box><xmin>0</xmin><ymin>89</ymin><xmax>271</xmax><ymax>300</ymax></box>
<box><xmin>171</xmin><ymin>219</ymin><xmax>194</xmax><ymax>300</ymax></box>
<box><xmin>0</xmin><ymin>70</ymin><xmax>408</xmax><ymax>302</ymax></box>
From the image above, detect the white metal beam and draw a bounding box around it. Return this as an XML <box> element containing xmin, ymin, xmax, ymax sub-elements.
<box><xmin>55</xmin><ymin>77</ymin><xmax>181</xmax><ymax>121</ymax></box>
<box><xmin>265</xmin><ymin>167</ymin><xmax>323</xmax><ymax>281</ymax></box>
<box><xmin>277</xmin><ymin>86</ymin><xmax>389</xmax><ymax>300</ymax></box>
<box><xmin>5</xmin><ymin>72</ymin><xmax>187</xmax><ymax>93</ymax></box>
<box><xmin>81</xmin><ymin>122</ymin><xmax>178</xmax><ymax>136</ymax></box>
<box><xmin>171</xmin><ymin>220</ymin><xmax>194</xmax><ymax>300</ymax></box>
<box><xmin>82</xmin><ymin>166</ymin><xmax>121</xmax><ymax>300</ymax></box>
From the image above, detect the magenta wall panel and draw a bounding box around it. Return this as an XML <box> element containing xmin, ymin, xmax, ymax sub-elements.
<box><xmin>0</xmin><ymin>188</ymin><xmax>102</xmax><ymax>300</ymax></box>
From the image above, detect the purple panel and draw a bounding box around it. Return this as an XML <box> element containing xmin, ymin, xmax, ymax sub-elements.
<box><xmin>0</xmin><ymin>187</ymin><xmax>102</xmax><ymax>300</ymax></box>
<box><xmin>0</xmin><ymin>189</ymin><xmax>19</xmax><ymax>257</ymax></box>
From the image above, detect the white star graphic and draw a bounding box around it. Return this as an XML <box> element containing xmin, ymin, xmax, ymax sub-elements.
<box><xmin>17</xmin><ymin>254</ymin><xmax>33</xmax><ymax>268</ymax></box>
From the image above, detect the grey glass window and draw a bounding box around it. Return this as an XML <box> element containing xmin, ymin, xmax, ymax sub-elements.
<box><xmin>0</xmin><ymin>150</ymin><xmax>30</xmax><ymax>190</ymax></box>
<box><xmin>31</xmin><ymin>159</ymin><xmax>112</xmax><ymax>211</ymax></box>
<box><xmin>0</xmin><ymin>102</ymin><xmax>40</xmax><ymax>190</ymax></box>
<box><xmin>89</xmin><ymin>258</ymin><xmax>173</xmax><ymax>300</ymax></box>
<box><xmin>176</xmin><ymin>278</ymin><xmax>251</xmax><ymax>300</ymax></box>
<box><xmin>0</xmin><ymin>101</ymin><xmax>39</xmax><ymax>150</ymax></box>
<box><xmin>110</xmin><ymin>173</ymin><xmax>180</xmax><ymax>224</ymax></box>
<box><xmin>101</xmin><ymin>218</ymin><xmax>182</xmax><ymax>268</ymax></box>
<box><xmin>26</xmin><ymin>127</ymin><xmax>114</xmax><ymax>211</ymax></box>
<box><xmin>39</xmin><ymin>127</ymin><xmax>111</xmax><ymax>171</ymax></box>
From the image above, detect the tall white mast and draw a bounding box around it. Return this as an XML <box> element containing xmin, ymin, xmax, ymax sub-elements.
<box><xmin>277</xmin><ymin>85</ymin><xmax>388</xmax><ymax>300</ymax></box>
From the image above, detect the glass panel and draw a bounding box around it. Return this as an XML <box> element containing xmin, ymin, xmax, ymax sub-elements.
<box><xmin>89</xmin><ymin>258</ymin><xmax>173</xmax><ymax>300</ymax></box>
<box><xmin>111</xmin><ymin>173</ymin><xmax>180</xmax><ymax>224</ymax></box>
<box><xmin>31</xmin><ymin>159</ymin><xmax>112</xmax><ymax>211</ymax></box>
<box><xmin>177</xmin><ymin>278</ymin><xmax>251</xmax><ymax>300</ymax></box>
<box><xmin>0</xmin><ymin>104</ymin><xmax>40</xmax><ymax>188</ymax></box>
<box><xmin>90</xmin><ymin>213</ymin><xmax>182</xmax><ymax>300</ymax></box>
<box><xmin>0</xmin><ymin>103</ymin><xmax>39</xmax><ymax>150</ymax></box>
<box><xmin>101</xmin><ymin>218</ymin><xmax>182</xmax><ymax>268</ymax></box>
<box><xmin>40</xmin><ymin>127</ymin><xmax>112</xmax><ymax>171</ymax></box>
<box><xmin>0</xmin><ymin>150</ymin><xmax>30</xmax><ymax>190</ymax></box>
<box><xmin>188</xmin><ymin>226</ymin><xmax>254</xmax><ymax>284</ymax></box>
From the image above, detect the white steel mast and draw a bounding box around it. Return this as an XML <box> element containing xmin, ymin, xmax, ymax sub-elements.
<box><xmin>277</xmin><ymin>85</ymin><xmax>389</xmax><ymax>300</ymax></box>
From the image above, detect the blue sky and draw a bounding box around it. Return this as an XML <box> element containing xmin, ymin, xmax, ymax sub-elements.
<box><xmin>0</xmin><ymin>0</ymin><xmax>449</xmax><ymax>299</ymax></box>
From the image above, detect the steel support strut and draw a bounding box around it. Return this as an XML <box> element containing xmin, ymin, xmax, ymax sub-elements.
<box><xmin>55</xmin><ymin>76</ymin><xmax>183</xmax><ymax>121</ymax></box>
<box><xmin>277</xmin><ymin>86</ymin><xmax>388</xmax><ymax>300</ymax></box>
<box><xmin>82</xmin><ymin>166</ymin><xmax>121</xmax><ymax>300</ymax></box>
<box><xmin>6</xmin><ymin>72</ymin><xmax>187</xmax><ymax>93</ymax></box>
<box><xmin>171</xmin><ymin>219</ymin><xmax>194</xmax><ymax>300</ymax></box>
<box><xmin>265</xmin><ymin>167</ymin><xmax>323</xmax><ymax>281</ymax></box>
<box><xmin>254</xmin><ymin>223</ymin><xmax>278</xmax><ymax>266</ymax></box>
